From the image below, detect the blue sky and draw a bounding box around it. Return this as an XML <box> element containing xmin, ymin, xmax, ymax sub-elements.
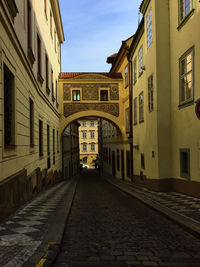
<box><xmin>59</xmin><ymin>0</ymin><xmax>142</xmax><ymax>72</ymax></box>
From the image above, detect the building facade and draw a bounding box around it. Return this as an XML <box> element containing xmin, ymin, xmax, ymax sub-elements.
<box><xmin>102</xmin><ymin>36</ymin><xmax>134</xmax><ymax>180</ymax></box>
<box><xmin>79</xmin><ymin>118</ymin><xmax>98</xmax><ymax>168</ymax></box>
<box><xmin>126</xmin><ymin>0</ymin><xmax>200</xmax><ymax>197</ymax></box>
<box><xmin>0</xmin><ymin>0</ymin><xmax>64</xmax><ymax>219</ymax></box>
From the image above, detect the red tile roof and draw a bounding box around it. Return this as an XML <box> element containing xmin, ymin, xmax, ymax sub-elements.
<box><xmin>60</xmin><ymin>72</ymin><xmax>122</xmax><ymax>79</ymax></box>
<box><xmin>107</xmin><ymin>53</ymin><xmax>118</xmax><ymax>64</ymax></box>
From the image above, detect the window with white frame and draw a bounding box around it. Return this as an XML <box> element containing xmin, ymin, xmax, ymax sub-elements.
<box><xmin>90</xmin><ymin>131</ymin><xmax>95</xmax><ymax>139</ymax></box>
<box><xmin>90</xmin><ymin>120</ymin><xmax>94</xmax><ymax>127</ymax></box>
<box><xmin>138</xmin><ymin>46</ymin><xmax>143</xmax><ymax>75</ymax></box>
<box><xmin>146</xmin><ymin>8</ymin><xmax>152</xmax><ymax>48</ymax></box>
<box><xmin>134</xmin><ymin>57</ymin><xmax>137</xmax><ymax>84</ymax></box>
<box><xmin>125</xmin><ymin>65</ymin><xmax>128</xmax><ymax>88</ymax></box>
<box><xmin>139</xmin><ymin>92</ymin><xmax>144</xmax><ymax>122</ymax></box>
<box><xmin>82</xmin><ymin>143</ymin><xmax>87</xmax><ymax>151</ymax></box>
<box><xmin>180</xmin><ymin>0</ymin><xmax>192</xmax><ymax>21</ymax></box>
<box><xmin>148</xmin><ymin>74</ymin><xmax>154</xmax><ymax>112</ymax></box>
<box><xmin>82</xmin><ymin>120</ymin><xmax>86</xmax><ymax>126</ymax></box>
<box><xmin>134</xmin><ymin>97</ymin><xmax>137</xmax><ymax>124</ymax></box>
<box><xmin>91</xmin><ymin>143</ymin><xmax>95</xmax><ymax>151</ymax></box>
<box><xmin>82</xmin><ymin>131</ymin><xmax>87</xmax><ymax>139</ymax></box>
<box><xmin>180</xmin><ymin>47</ymin><xmax>193</xmax><ymax>104</ymax></box>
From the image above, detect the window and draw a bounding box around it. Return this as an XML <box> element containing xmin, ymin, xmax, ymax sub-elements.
<box><xmin>139</xmin><ymin>92</ymin><xmax>144</xmax><ymax>122</ymax></box>
<box><xmin>4</xmin><ymin>64</ymin><xmax>15</xmax><ymax>147</ymax></box>
<box><xmin>30</xmin><ymin>98</ymin><xmax>34</xmax><ymax>147</ymax></box>
<box><xmin>91</xmin><ymin>143</ymin><xmax>95</xmax><ymax>151</ymax></box>
<box><xmin>54</xmin><ymin>30</ymin><xmax>57</xmax><ymax>52</ymax></box>
<box><xmin>180</xmin><ymin>47</ymin><xmax>193</xmax><ymax>105</ymax></box>
<box><xmin>39</xmin><ymin>120</ymin><xmax>43</xmax><ymax>157</ymax></box>
<box><xmin>90</xmin><ymin>131</ymin><xmax>95</xmax><ymax>139</ymax></box>
<box><xmin>72</xmin><ymin>90</ymin><xmax>80</xmax><ymax>101</ymax></box>
<box><xmin>125</xmin><ymin>65</ymin><xmax>128</xmax><ymax>88</ymax></box>
<box><xmin>57</xmin><ymin>130</ymin><xmax>59</xmax><ymax>153</ymax></box>
<box><xmin>55</xmin><ymin>80</ymin><xmax>58</xmax><ymax>105</ymax></box>
<box><xmin>90</xmin><ymin>121</ymin><xmax>94</xmax><ymax>127</ymax></box>
<box><xmin>82</xmin><ymin>132</ymin><xmax>87</xmax><ymax>139</ymax></box>
<box><xmin>83</xmin><ymin>157</ymin><xmax>87</xmax><ymax>163</ymax></box>
<box><xmin>180</xmin><ymin>0</ymin><xmax>192</xmax><ymax>21</ymax></box>
<box><xmin>134</xmin><ymin>97</ymin><xmax>137</xmax><ymax>124</ymax></box>
<box><xmin>125</xmin><ymin>108</ymin><xmax>130</xmax><ymax>133</ymax></box>
<box><xmin>141</xmin><ymin>154</ymin><xmax>145</xmax><ymax>169</ymax></box>
<box><xmin>53</xmin><ymin>129</ymin><xmax>55</xmax><ymax>164</ymax></box>
<box><xmin>47</xmin><ymin>124</ymin><xmax>50</xmax><ymax>169</ymax></box>
<box><xmin>100</xmin><ymin>90</ymin><xmax>108</xmax><ymax>101</ymax></box>
<box><xmin>180</xmin><ymin>149</ymin><xmax>190</xmax><ymax>178</ymax></box>
<box><xmin>46</xmin><ymin>55</ymin><xmax>50</xmax><ymax>93</ymax></box>
<box><xmin>138</xmin><ymin>46</ymin><xmax>143</xmax><ymax>75</ymax></box>
<box><xmin>148</xmin><ymin>74</ymin><xmax>154</xmax><ymax>112</ymax></box>
<box><xmin>27</xmin><ymin>1</ymin><xmax>32</xmax><ymax>49</ymax></box>
<box><xmin>82</xmin><ymin>120</ymin><xmax>86</xmax><ymax>126</ymax></box>
<box><xmin>146</xmin><ymin>8</ymin><xmax>152</xmax><ymax>48</ymax></box>
<box><xmin>37</xmin><ymin>35</ymin><xmax>41</xmax><ymax>75</ymax></box>
<box><xmin>51</xmin><ymin>70</ymin><xmax>55</xmax><ymax>101</ymax></box>
<box><xmin>134</xmin><ymin>57</ymin><xmax>137</xmax><ymax>84</ymax></box>
<box><xmin>82</xmin><ymin>143</ymin><xmax>87</xmax><ymax>151</ymax></box>
<box><xmin>50</xmin><ymin>11</ymin><xmax>52</xmax><ymax>37</ymax></box>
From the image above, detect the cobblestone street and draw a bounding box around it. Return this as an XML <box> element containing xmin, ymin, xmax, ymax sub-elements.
<box><xmin>54</xmin><ymin>170</ymin><xmax>200</xmax><ymax>267</ymax></box>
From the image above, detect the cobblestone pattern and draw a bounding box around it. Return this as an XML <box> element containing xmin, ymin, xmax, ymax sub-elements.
<box><xmin>106</xmin><ymin>176</ymin><xmax>200</xmax><ymax>223</ymax></box>
<box><xmin>54</xmin><ymin>170</ymin><xmax>200</xmax><ymax>267</ymax></box>
<box><xmin>0</xmin><ymin>181</ymin><xmax>71</xmax><ymax>267</ymax></box>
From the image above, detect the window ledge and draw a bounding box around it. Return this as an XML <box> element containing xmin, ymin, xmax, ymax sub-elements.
<box><xmin>178</xmin><ymin>100</ymin><xmax>194</xmax><ymax>109</ymax></box>
<box><xmin>139</xmin><ymin>119</ymin><xmax>144</xmax><ymax>124</ymax></box>
<box><xmin>133</xmin><ymin>122</ymin><xmax>137</xmax><ymax>126</ymax></box>
<box><xmin>177</xmin><ymin>9</ymin><xmax>195</xmax><ymax>30</ymax></box>
<box><xmin>4</xmin><ymin>144</ymin><xmax>16</xmax><ymax>150</ymax></box>
<box><xmin>138</xmin><ymin>71</ymin><xmax>143</xmax><ymax>78</ymax></box>
<box><xmin>28</xmin><ymin>47</ymin><xmax>35</xmax><ymax>65</ymax></box>
<box><xmin>37</xmin><ymin>72</ymin><xmax>44</xmax><ymax>85</ymax></box>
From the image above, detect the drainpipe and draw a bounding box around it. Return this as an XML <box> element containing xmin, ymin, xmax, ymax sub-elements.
<box><xmin>128</xmin><ymin>58</ymin><xmax>134</xmax><ymax>182</ymax></box>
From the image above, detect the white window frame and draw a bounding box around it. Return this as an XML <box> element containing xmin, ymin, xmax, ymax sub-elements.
<box><xmin>138</xmin><ymin>46</ymin><xmax>143</xmax><ymax>75</ymax></box>
<box><xmin>146</xmin><ymin>8</ymin><xmax>152</xmax><ymax>48</ymax></box>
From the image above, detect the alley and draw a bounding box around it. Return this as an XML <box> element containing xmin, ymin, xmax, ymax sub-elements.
<box><xmin>53</xmin><ymin>170</ymin><xmax>200</xmax><ymax>267</ymax></box>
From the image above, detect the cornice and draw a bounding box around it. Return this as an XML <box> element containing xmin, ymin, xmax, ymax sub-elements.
<box><xmin>140</xmin><ymin>0</ymin><xmax>151</xmax><ymax>15</ymax></box>
<box><xmin>50</xmin><ymin>0</ymin><xmax>65</xmax><ymax>43</ymax></box>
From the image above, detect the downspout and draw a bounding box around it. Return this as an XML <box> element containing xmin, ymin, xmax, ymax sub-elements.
<box><xmin>128</xmin><ymin>57</ymin><xmax>134</xmax><ymax>182</ymax></box>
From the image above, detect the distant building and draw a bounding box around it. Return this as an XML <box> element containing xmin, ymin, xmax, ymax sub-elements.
<box><xmin>78</xmin><ymin>118</ymin><xmax>98</xmax><ymax>168</ymax></box>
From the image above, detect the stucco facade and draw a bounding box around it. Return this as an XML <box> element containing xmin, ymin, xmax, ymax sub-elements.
<box><xmin>0</xmin><ymin>0</ymin><xmax>64</xmax><ymax>219</ymax></box>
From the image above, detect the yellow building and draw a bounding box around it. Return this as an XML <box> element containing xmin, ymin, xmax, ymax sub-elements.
<box><xmin>102</xmin><ymin>36</ymin><xmax>134</xmax><ymax>180</ymax></box>
<box><xmin>126</xmin><ymin>0</ymin><xmax>200</xmax><ymax>197</ymax></box>
<box><xmin>78</xmin><ymin>118</ymin><xmax>98</xmax><ymax>168</ymax></box>
<box><xmin>0</xmin><ymin>0</ymin><xmax>64</xmax><ymax>219</ymax></box>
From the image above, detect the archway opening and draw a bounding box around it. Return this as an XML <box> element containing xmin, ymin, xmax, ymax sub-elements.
<box><xmin>61</xmin><ymin>115</ymin><xmax>122</xmax><ymax>179</ymax></box>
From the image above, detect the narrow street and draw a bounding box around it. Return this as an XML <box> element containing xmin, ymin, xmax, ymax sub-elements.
<box><xmin>53</xmin><ymin>170</ymin><xmax>200</xmax><ymax>267</ymax></box>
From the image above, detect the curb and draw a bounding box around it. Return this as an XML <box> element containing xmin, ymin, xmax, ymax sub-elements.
<box><xmin>34</xmin><ymin>177</ymin><xmax>79</xmax><ymax>267</ymax></box>
<box><xmin>105</xmin><ymin>177</ymin><xmax>200</xmax><ymax>237</ymax></box>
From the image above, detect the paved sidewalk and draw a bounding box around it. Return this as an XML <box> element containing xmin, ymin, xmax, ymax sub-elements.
<box><xmin>104</xmin><ymin>174</ymin><xmax>200</xmax><ymax>236</ymax></box>
<box><xmin>0</xmin><ymin>177</ymin><xmax>78</xmax><ymax>267</ymax></box>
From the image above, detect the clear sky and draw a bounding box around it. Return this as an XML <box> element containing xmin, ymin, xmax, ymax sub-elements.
<box><xmin>59</xmin><ymin>0</ymin><xmax>142</xmax><ymax>73</ymax></box>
